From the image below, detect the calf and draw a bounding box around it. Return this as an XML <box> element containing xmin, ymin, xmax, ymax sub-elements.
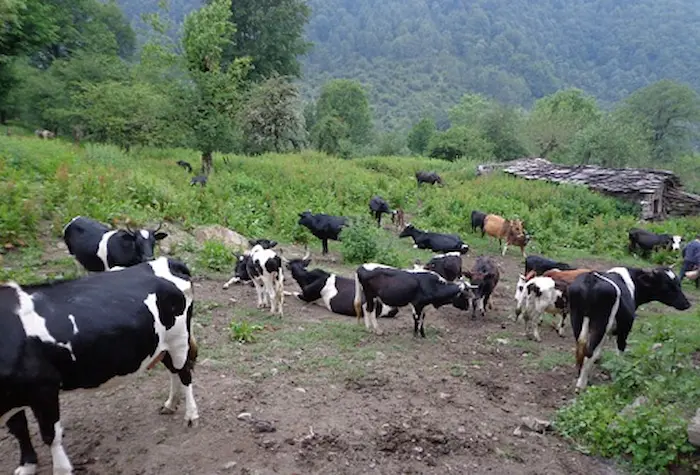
<box><xmin>463</xmin><ymin>256</ymin><xmax>500</xmax><ymax>319</ymax></box>
<box><xmin>399</xmin><ymin>224</ymin><xmax>469</xmax><ymax>254</ymax></box>
<box><xmin>391</xmin><ymin>208</ymin><xmax>406</xmax><ymax>230</ymax></box>
<box><xmin>524</xmin><ymin>255</ymin><xmax>574</xmax><ymax>276</ymax></box>
<box><xmin>353</xmin><ymin>264</ymin><xmax>476</xmax><ymax>337</ymax></box>
<box><xmin>286</xmin><ymin>252</ymin><xmax>398</xmax><ymax>318</ymax></box>
<box><xmin>483</xmin><ymin>214</ymin><xmax>529</xmax><ymax>257</ymax></box>
<box><xmin>222</xmin><ymin>239</ymin><xmax>278</xmax><ymax>289</ymax></box>
<box><xmin>297</xmin><ymin>210</ymin><xmax>348</xmax><ymax>255</ymax></box>
<box><xmin>369</xmin><ymin>195</ymin><xmax>396</xmax><ymax>228</ymax></box>
<box><xmin>471</xmin><ymin>210</ymin><xmax>487</xmax><ymax>234</ymax></box>
<box><xmin>514</xmin><ymin>275</ymin><xmax>569</xmax><ymax>341</ymax></box>
<box><xmin>628</xmin><ymin>227</ymin><xmax>682</xmax><ymax>257</ymax></box>
<box><xmin>63</xmin><ymin>216</ymin><xmax>168</xmax><ymax>272</ymax></box>
<box><xmin>415</xmin><ymin>171</ymin><xmax>443</xmax><ymax>186</ymax></box>
<box><xmin>246</xmin><ymin>243</ymin><xmax>284</xmax><ymax>316</ymax></box>
<box><xmin>420</xmin><ymin>252</ymin><xmax>463</xmax><ymax>282</ymax></box>
<box><xmin>190</xmin><ymin>175</ymin><xmax>207</xmax><ymax>187</ymax></box>
<box><xmin>569</xmin><ymin>266</ymin><xmax>690</xmax><ymax>391</ymax></box>
<box><xmin>177</xmin><ymin>160</ymin><xmax>193</xmax><ymax>173</ymax></box>
<box><xmin>0</xmin><ymin>257</ymin><xmax>198</xmax><ymax>475</ymax></box>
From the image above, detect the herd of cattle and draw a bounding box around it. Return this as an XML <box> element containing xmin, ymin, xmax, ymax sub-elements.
<box><xmin>1</xmin><ymin>180</ymin><xmax>698</xmax><ymax>473</ymax></box>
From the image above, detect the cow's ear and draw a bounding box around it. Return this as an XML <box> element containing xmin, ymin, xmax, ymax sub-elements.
<box><xmin>154</xmin><ymin>232</ymin><xmax>168</xmax><ymax>240</ymax></box>
<box><xmin>269</xmin><ymin>240</ymin><xmax>278</xmax><ymax>248</ymax></box>
<box><xmin>248</xmin><ymin>239</ymin><xmax>257</xmax><ymax>247</ymax></box>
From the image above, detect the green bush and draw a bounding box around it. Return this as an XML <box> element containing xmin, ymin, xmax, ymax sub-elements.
<box><xmin>229</xmin><ymin>320</ymin><xmax>264</xmax><ymax>343</ymax></box>
<box><xmin>340</xmin><ymin>219</ymin><xmax>379</xmax><ymax>264</ymax></box>
<box><xmin>197</xmin><ymin>240</ymin><xmax>235</xmax><ymax>271</ymax></box>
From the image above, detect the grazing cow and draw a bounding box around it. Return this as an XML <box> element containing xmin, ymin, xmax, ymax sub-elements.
<box><xmin>63</xmin><ymin>216</ymin><xmax>168</xmax><ymax>272</ymax></box>
<box><xmin>246</xmin><ymin>243</ymin><xmax>284</xmax><ymax>316</ymax></box>
<box><xmin>190</xmin><ymin>175</ymin><xmax>207</xmax><ymax>187</ymax></box>
<box><xmin>0</xmin><ymin>257</ymin><xmax>198</xmax><ymax>475</ymax></box>
<box><xmin>399</xmin><ymin>224</ymin><xmax>469</xmax><ymax>254</ymax></box>
<box><xmin>391</xmin><ymin>207</ymin><xmax>406</xmax><ymax>230</ymax></box>
<box><xmin>514</xmin><ymin>275</ymin><xmax>569</xmax><ymax>341</ymax></box>
<box><xmin>470</xmin><ymin>210</ymin><xmax>487</xmax><ymax>234</ymax></box>
<box><xmin>34</xmin><ymin>128</ymin><xmax>55</xmax><ymax>139</ymax></box>
<box><xmin>628</xmin><ymin>228</ymin><xmax>682</xmax><ymax>257</ymax></box>
<box><xmin>570</xmin><ymin>266</ymin><xmax>690</xmax><ymax>391</ymax></box>
<box><xmin>353</xmin><ymin>264</ymin><xmax>476</xmax><ymax>337</ymax></box>
<box><xmin>483</xmin><ymin>214</ymin><xmax>529</xmax><ymax>257</ymax></box>
<box><xmin>420</xmin><ymin>252</ymin><xmax>463</xmax><ymax>282</ymax></box>
<box><xmin>222</xmin><ymin>239</ymin><xmax>278</xmax><ymax>289</ymax></box>
<box><xmin>286</xmin><ymin>251</ymin><xmax>398</xmax><ymax>318</ymax></box>
<box><xmin>177</xmin><ymin>160</ymin><xmax>193</xmax><ymax>173</ymax></box>
<box><xmin>524</xmin><ymin>255</ymin><xmax>574</xmax><ymax>276</ymax></box>
<box><xmin>415</xmin><ymin>171</ymin><xmax>443</xmax><ymax>186</ymax></box>
<box><xmin>368</xmin><ymin>195</ymin><xmax>397</xmax><ymax>228</ymax></box>
<box><xmin>297</xmin><ymin>210</ymin><xmax>348</xmax><ymax>255</ymax></box>
<box><xmin>463</xmin><ymin>256</ymin><xmax>500</xmax><ymax>319</ymax></box>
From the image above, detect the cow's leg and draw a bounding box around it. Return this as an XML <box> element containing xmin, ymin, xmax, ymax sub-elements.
<box><xmin>6</xmin><ymin>410</ymin><xmax>38</xmax><ymax>475</ymax></box>
<box><xmin>275</xmin><ymin>274</ymin><xmax>284</xmax><ymax>317</ymax></box>
<box><xmin>161</xmin><ymin>354</ymin><xmax>199</xmax><ymax>426</ymax></box>
<box><xmin>557</xmin><ymin>311</ymin><xmax>567</xmax><ymax>337</ymax></box>
<box><xmin>31</xmin><ymin>389</ymin><xmax>72</xmax><ymax>475</ymax></box>
<box><xmin>160</xmin><ymin>372</ymin><xmax>182</xmax><ymax>414</ymax></box>
<box><xmin>322</xmin><ymin>239</ymin><xmax>329</xmax><ymax>255</ymax></box>
<box><xmin>411</xmin><ymin>304</ymin><xmax>420</xmax><ymax>337</ymax></box>
<box><xmin>222</xmin><ymin>275</ymin><xmax>240</xmax><ymax>289</ymax></box>
<box><xmin>417</xmin><ymin>306</ymin><xmax>427</xmax><ymax>338</ymax></box>
<box><xmin>501</xmin><ymin>242</ymin><xmax>508</xmax><ymax>256</ymax></box>
<box><xmin>531</xmin><ymin>312</ymin><xmax>542</xmax><ymax>342</ymax></box>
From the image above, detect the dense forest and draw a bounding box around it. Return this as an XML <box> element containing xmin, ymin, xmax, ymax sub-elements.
<box><xmin>114</xmin><ymin>0</ymin><xmax>700</xmax><ymax>131</ymax></box>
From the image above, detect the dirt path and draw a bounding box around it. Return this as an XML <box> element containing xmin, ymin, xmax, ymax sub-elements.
<box><xmin>0</xmin><ymin>251</ymin><xmax>637</xmax><ymax>475</ymax></box>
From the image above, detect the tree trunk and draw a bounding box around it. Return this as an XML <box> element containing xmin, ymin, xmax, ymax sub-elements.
<box><xmin>201</xmin><ymin>151</ymin><xmax>213</xmax><ymax>175</ymax></box>
<box><xmin>0</xmin><ymin>109</ymin><xmax>6</xmax><ymax>125</ymax></box>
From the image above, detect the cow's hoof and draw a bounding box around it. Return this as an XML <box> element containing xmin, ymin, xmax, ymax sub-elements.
<box><xmin>14</xmin><ymin>464</ymin><xmax>37</xmax><ymax>475</ymax></box>
<box><xmin>222</xmin><ymin>283</ymin><xmax>229</xmax><ymax>289</ymax></box>
<box><xmin>186</xmin><ymin>416</ymin><xmax>200</xmax><ymax>428</ymax></box>
<box><xmin>159</xmin><ymin>406</ymin><xmax>177</xmax><ymax>415</ymax></box>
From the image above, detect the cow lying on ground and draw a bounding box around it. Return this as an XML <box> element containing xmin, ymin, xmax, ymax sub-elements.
<box><xmin>286</xmin><ymin>251</ymin><xmax>398</xmax><ymax>318</ymax></box>
<box><xmin>353</xmin><ymin>263</ymin><xmax>476</xmax><ymax>337</ymax></box>
<box><xmin>628</xmin><ymin>228</ymin><xmax>682</xmax><ymax>257</ymax></box>
<box><xmin>177</xmin><ymin>160</ymin><xmax>193</xmax><ymax>173</ymax></box>
<box><xmin>569</xmin><ymin>266</ymin><xmax>690</xmax><ymax>391</ymax></box>
<box><xmin>369</xmin><ymin>196</ymin><xmax>397</xmax><ymax>228</ymax></box>
<box><xmin>63</xmin><ymin>216</ymin><xmax>168</xmax><ymax>272</ymax></box>
<box><xmin>298</xmin><ymin>210</ymin><xmax>348</xmax><ymax>255</ymax></box>
<box><xmin>483</xmin><ymin>214</ymin><xmax>529</xmax><ymax>257</ymax></box>
<box><xmin>415</xmin><ymin>171</ymin><xmax>443</xmax><ymax>186</ymax></box>
<box><xmin>399</xmin><ymin>224</ymin><xmax>469</xmax><ymax>254</ymax></box>
<box><xmin>514</xmin><ymin>275</ymin><xmax>569</xmax><ymax>340</ymax></box>
<box><xmin>471</xmin><ymin>210</ymin><xmax>487</xmax><ymax>234</ymax></box>
<box><xmin>463</xmin><ymin>256</ymin><xmax>500</xmax><ymax>319</ymax></box>
<box><xmin>246</xmin><ymin>243</ymin><xmax>284</xmax><ymax>316</ymax></box>
<box><xmin>222</xmin><ymin>239</ymin><xmax>278</xmax><ymax>289</ymax></box>
<box><xmin>0</xmin><ymin>257</ymin><xmax>198</xmax><ymax>475</ymax></box>
<box><xmin>524</xmin><ymin>255</ymin><xmax>574</xmax><ymax>276</ymax></box>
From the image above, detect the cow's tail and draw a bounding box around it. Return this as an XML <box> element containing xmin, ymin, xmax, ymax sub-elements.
<box><xmin>353</xmin><ymin>269</ymin><xmax>363</xmax><ymax>323</ymax></box>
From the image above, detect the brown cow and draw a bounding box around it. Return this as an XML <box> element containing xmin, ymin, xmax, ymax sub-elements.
<box><xmin>541</xmin><ymin>268</ymin><xmax>593</xmax><ymax>283</ymax></box>
<box><xmin>483</xmin><ymin>214</ymin><xmax>529</xmax><ymax>257</ymax></box>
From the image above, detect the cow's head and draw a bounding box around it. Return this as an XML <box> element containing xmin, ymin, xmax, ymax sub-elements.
<box><xmin>451</xmin><ymin>277</ymin><xmax>478</xmax><ymax>311</ymax></box>
<box><xmin>297</xmin><ymin>210</ymin><xmax>314</xmax><ymax>228</ymax></box>
<box><xmin>398</xmin><ymin>223</ymin><xmax>417</xmax><ymax>238</ymax></box>
<box><xmin>462</xmin><ymin>270</ymin><xmax>489</xmax><ymax>316</ymax></box>
<box><xmin>248</xmin><ymin>238</ymin><xmax>277</xmax><ymax>250</ymax></box>
<box><xmin>639</xmin><ymin>268</ymin><xmax>691</xmax><ymax>310</ymax></box>
<box><xmin>284</xmin><ymin>247</ymin><xmax>312</xmax><ymax>273</ymax></box>
<box><xmin>513</xmin><ymin>274</ymin><xmax>529</xmax><ymax>317</ymax></box>
<box><xmin>125</xmin><ymin>222</ymin><xmax>168</xmax><ymax>262</ymax></box>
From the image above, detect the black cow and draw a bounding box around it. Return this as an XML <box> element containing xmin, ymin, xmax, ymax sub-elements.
<box><xmin>190</xmin><ymin>175</ymin><xmax>207</xmax><ymax>187</ymax></box>
<box><xmin>462</xmin><ymin>256</ymin><xmax>500</xmax><ymax>319</ymax></box>
<box><xmin>470</xmin><ymin>210</ymin><xmax>487</xmax><ymax>234</ymax></box>
<box><xmin>176</xmin><ymin>160</ymin><xmax>193</xmax><ymax>173</ymax></box>
<box><xmin>420</xmin><ymin>252</ymin><xmax>463</xmax><ymax>282</ymax></box>
<box><xmin>569</xmin><ymin>266</ymin><xmax>690</xmax><ymax>392</ymax></box>
<box><xmin>416</xmin><ymin>171</ymin><xmax>443</xmax><ymax>186</ymax></box>
<box><xmin>353</xmin><ymin>264</ymin><xmax>476</xmax><ymax>337</ymax></box>
<box><xmin>628</xmin><ymin>227</ymin><xmax>682</xmax><ymax>257</ymax></box>
<box><xmin>286</xmin><ymin>252</ymin><xmax>398</xmax><ymax>318</ymax></box>
<box><xmin>222</xmin><ymin>239</ymin><xmax>278</xmax><ymax>289</ymax></box>
<box><xmin>369</xmin><ymin>195</ymin><xmax>396</xmax><ymax>228</ymax></box>
<box><xmin>0</xmin><ymin>257</ymin><xmax>198</xmax><ymax>475</ymax></box>
<box><xmin>63</xmin><ymin>216</ymin><xmax>168</xmax><ymax>272</ymax></box>
<box><xmin>297</xmin><ymin>210</ymin><xmax>348</xmax><ymax>255</ymax></box>
<box><xmin>399</xmin><ymin>224</ymin><xmax>469</xmax><ymax>254</ymax></box>
<box><xmin>524</xmin><ymin>255</ymin><xmax>574</xmax><ymax>276</ymax></box>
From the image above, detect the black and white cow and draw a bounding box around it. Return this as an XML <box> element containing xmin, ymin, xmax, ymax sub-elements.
<box><xmin>415</xmin><ymin>171</ymin><xmax>443</xmax><ymax>186</ymax></box>
<box><xmin>222</xmin><ymin>239</ymin><xmax>278</xmax><ymax>289</ymax></box>
<box><xmin>353</xmin><ymin>264</ymin><xmax>476</xmax><ymax>337</ymax></box>
<box><xmin>420</xmin><ymin>252</ymin><xmax>463</xmax><ymax>282</ymax></box>
<box><xmin>524</xmin><ymin>255</ymin><xmax>574</xmax><ymax>276</ymax></box>
<box><xmin>514</xmin><ymin>274</ymin><xmax>569</xmax><ymax>341</ymax></box>
<box><xmin>463</xmin><ymin>256</ymin><xmax>500</xmax><ymax>319</ymax></box>
<box><xmin>0</xmin><ymin>257</ymin><xmax>198</xmax><ymax>475</ymax></box>
<box><xmin>63</xmin><ymin>216</ymin><xmax>168</xmax><ymax>272</ymax></box>
<box><xmin>176</xmin><ymin>160</ymin><xmax>193</xmax><ymax>173</ymax></box>
<box><xmin>399</xmin><ymin>224</ymin><xmax>469</xmax><ymax>254</ymax></box>
<box><xmin>569</xmin><ymin>266</ymin><xmax>691</xmax><ymax>391</ymax></box>
<box><xmin>628</xmin><ymin>228</ymin><xmax>682</xmax><ymax>257</ymax></box>
<box><xmin>470</xmin><ymin>210</ymin><xmax>487</xmax><ymax>234</ymax></box>
<box><xmin>368</xmin><ymin>196</ymin><xmax>396</xmax><ymax>228</ymax></box>
<box><xmin>297</xmin><ymin>210</ymin><xmax>348</xmax><ymax>255</ymax></box>
<box><xmin>285</xmin><ymin>251</ymin><xmax>398</xmax><ymax>318</ymax></box>
<box><xmin>246</xmin><ymin>243</ymin><xmax>284</xmax><ymax>316</ymax></box>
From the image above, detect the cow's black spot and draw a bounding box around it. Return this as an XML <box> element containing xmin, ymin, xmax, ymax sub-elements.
<box><xmin>155</xmin><ymin>291</ymin><xmax>185</xmax><ymax>329</ymax></box>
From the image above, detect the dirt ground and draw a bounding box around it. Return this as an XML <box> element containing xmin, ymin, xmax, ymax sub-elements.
<box><xmin>2</xmin><ymin>247</ymin><xmax>680</xmax><ymax>475</ymax></box>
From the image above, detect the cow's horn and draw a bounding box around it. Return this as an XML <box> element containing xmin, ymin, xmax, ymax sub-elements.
<box><xmin>302</xmin><ymin>245</ymin><xmax>311</xmax><ymax>261</ymax></box>
<box><xmin>125</xmin><ymin>221</ymin><xmax>135</xmax><ymax>235</ymax></box>
<box><xmin>154</xmin><ymin>220</ymin><xmax>164</xmax><ymax>232</ymax></box>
